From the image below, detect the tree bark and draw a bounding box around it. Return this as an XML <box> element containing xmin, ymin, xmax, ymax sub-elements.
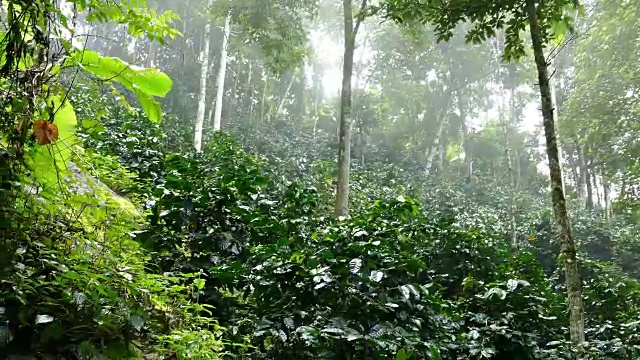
<box><xmin>147</xmin><ymin>40</ymin><xmax>158</xmax><ymax>68</ymax></box>
<box><xmin>425</xmin><ymin>113</ymin><xmax>446</xmax><ymax>176</ymax></box>
<box><xmin>592</xmin><ymin>169</ymin><xmax>600</xmax><ymax>208</ymax></box>
<box><xmin>549</xmin><ymin>59</ymin><xmax>566</xmax><ymax>194</ymax></box>
<box><xmin>247</xmin><ymin>61</ymin><xmax>254</xmax><ymax>124</ymax></box>
<box><xmin>334</xmin><ymin>0</ymin><xmax>367</xmax><ymax>217</ymax></box>
<box><xmin>193</xmin><ymin>0</ymin><xmax>214</xmax><ymax>152</ymax></box>
<box><xmin>425</xmin><ymin>83</ymin><xmax>453</xmax><ymax>177</ymax></box>
<box><xmin>577</xmin><ymin>145</ymin><xmax>592</xmax><ymax>208</ymax></box>
<box><xmin>526</xmin><ymin>0</ymin><xmax>585</xmax><ymax>346</ymax></box>
<box><xmin>508</xmin><ymin>108</ymin><xmax>517</xmax><ymax>248</ymax></box>
<box><xmin>567</xmin><ymin>146</ymin><xmax>579</xmax><ymax>197</ymax></box>
<box><xmin>276</xmin><ymin>68</ymin><xmax>298</xmax><ymax>116</ymax></box>
<box><xmin>602</xmin><ymin>173</ymin><xmax>611</xmax><ymax>219</ymax></box>
<box><xmin>260</xmin><ymin>69</ymin><xmax>268</xmax><ymax>124</ymax></box>
<box><xmin>146</xmin><ymin>0</ymin><xmax>158</xmax><ymax>68</ymax></box>
<box><xmin>212</xmin><ymin>12</ymin><xmax>231</xmax><ymax>132</ymax></box>
<box><xmin>460</xmin><ymin>96</ymin><xmax>473</xmax><ymax>183</ymax></box>
<box><xmin>227</xmin><ymin>61</ymin><xmax>241</xmax><ymax>120</ymax></box>
<box><xmin>492</xmin><ymin>37</ymin><xmax>518</xmax><ymax>249</ymax></box>
<box><xmin>182</xmin><ymin>0</ymin><xmax>191</xmax><ymax>46</ymax></box>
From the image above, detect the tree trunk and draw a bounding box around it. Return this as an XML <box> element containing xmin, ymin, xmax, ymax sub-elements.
<box><xmin>592</xmin><ymin>169</ymin><xmax>600</xmax><ymax>208</ymax></box>
<box><xmin>360</xmin><ymin>128</ymin><xmax>366</xmax><ymax>166</ymax></box>
<box><xmin>549</xmin><ymin>60</ymin><xmax>566</xmax><ymax>194</ymax></box>
<box><xmin>602</xmin><ymin>174</ymin><xmax>611</xmax><ymax>219</ymax></box>
<box><xmin>567</xmin><ymin>147</ymin><xmax>579</xmax><ymax>197</ymax></box>
<box><xmin>147</xmin><ymin>40</ymin><xmax>158</xmax><ymax>68</ymax></box>
<box><xmin>526</xmin><ymin>0</ymin><xmax>585</xmax><ymax>346</ymax></box>
<box><xmin>515</xmin><ymin>149</ymin><xmax>521</xmax><ymax>188</ymax></box>
<box><xmin>507</xmin><ymin>64</ymin><xmax>518</xmax><ymax>249</ymax></box>
<box><xmin>294</xmin><ymin>68</ymin><xmax>306</xmax><ymax>121</ymax></box>
<box><xmin>425</xmin><ymin>85</ymin><xmax>453</xmax><ymax>177</ymax></box>
<box><xmin>313</xmin><ymin>60</ymin><xmax>322</xmax><ymax>122</ymax></box>
<box><xmin>425</xmin><ymin>117</ymin><xmax>446</xmax><ymax>176</ymax></box>
<box><xmin>182</xmin><ymin>0</ymin><xmax>191</xmax><ymax>45</ymax></box>
<box><xmin>276</xmin><ymin>68</ymin><xmax>298</xmax><ymax>116</ymax></box>
<box><xmin>459</xmin><ymin>95</ymin><xmax>473</xmax><ymax>182</ymax></box>
<box><xmin>146</xmin><ymin>1</ymin><xmax>158</xmax><ymax>68</ymax></box>
<box><xmin>334</xmin><ymin>0</ymin><xmax>367</xmax><ymax>218</ymax></box>
<box><xmin>193</xmin><ymin>0</ymin><xmax>214</xmax><ymax>152</ymax></box>
<box><xmin>260</xmin><ymin>69</ymin><xmax>268</xmax><ymax>124</ymax></box>
<box><xmin>226</xmin><ymin>61</ymin><xmax>241</xmax><ymax>120</ymax></box>
<box><xmin>577</xmin><ymin>145</ymin><xmax>592</xmax><ymax>208</ymax></box>
<box><xmin>248</xmin><ymin>61</ymin><xmax>254</xmax><ymax>124</ymax></box>
<box><xmin>212</xmin><ymin>12</ymin><xmax>231</xmax><ymax>132</ymax></box>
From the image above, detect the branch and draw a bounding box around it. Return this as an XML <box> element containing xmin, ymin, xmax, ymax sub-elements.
<box><xmin>353</xmin><ymin>0</ymin><xmax>368</xmax><ymax>37</ymax></box>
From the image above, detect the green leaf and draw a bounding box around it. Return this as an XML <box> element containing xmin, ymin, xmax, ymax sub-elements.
<box><xmin>370</xmin><ymin>270</ymin><xmax>384</xmax><ymax>282</ymax></box>
<box><xmin>396</xmin><ymin>348</ymin><xmax>409</xmax><ymax>360</ymax></box>
<box><xmin>35</xmin><ymin>314</ymin><xmax>54</xmax><ymax>324</ymax></box>
<box><xmin>82</xmin><ymin>119</ymin><xmax>105</xmax><ymax>134</ymax></box>
<box><xmin>130</xmin><ymin>314</ymin><xmax>145</xmax><ymax>331</ymax></box>
<box><xmin>428</xmin><ymin>345</ymin><xmax>442</xmax><ymax>360</ymax></box>
<box><xmin>194</xmin><ymin>278</ymin><xmax>206</xmax><ymax>290</ymax></box>
<box><xmin>135</xmin><ymin>90</ymin><xmax>162</xmax><ymax>123</ymax></box>
<box><xmin>68</xmin><ymin>49</ymin><xmax>172</xmax><ymax>122</ymax></box>
<box><xmin>349</xmin><ymin>258</ymin><xmax>362</xmax><ymax>274</ymax></box>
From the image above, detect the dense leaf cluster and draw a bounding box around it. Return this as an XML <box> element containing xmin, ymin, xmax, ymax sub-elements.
<box><xmin>70</xmin><ymin>104</ymin><xmax>640</xmax><ymax>359</ymax></box>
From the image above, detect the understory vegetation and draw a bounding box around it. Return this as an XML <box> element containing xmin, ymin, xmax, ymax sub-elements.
<box><xmin>2</xmin><ymin>0</ymin><xmax>640</xmax><ymax>359</ymax></box>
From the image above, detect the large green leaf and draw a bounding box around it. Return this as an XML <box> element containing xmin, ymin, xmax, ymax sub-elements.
<box><xmin>68</xmin><ymin>49</ymin><xmax>172</xmax><ymax>122</ymax></box>
<box><xmin>50</xmin><ymin>95</ymin><xmax>79</xmax><ymax>162</ymax></box>
<box><xmin>135</xmin><ymin>90</ymin><xmax>162</xmax><ymax>123</ymax></box>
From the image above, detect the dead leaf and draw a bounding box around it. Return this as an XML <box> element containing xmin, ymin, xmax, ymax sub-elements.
<box><xmin>33</xmin><ymin>120</ymin><xmax>59</xmax><ymax>145</ymax></box>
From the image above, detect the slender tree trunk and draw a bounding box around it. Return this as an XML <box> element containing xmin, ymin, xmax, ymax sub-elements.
<box><xmin>294</xmin><ymin>68</ymin><xmax>306</xmax><ymax>121</ymax></box>
<box><xmin>182</xmin><ymin>0</ymin><xmax>191</xmax><ymax>45</ymax></box>
<box><xmin>425</xmin><ymin>120</ymin><xmax>445</xmax><ymax>176</ymax></box>
<box><xmin>212</xmin><ymin>12</ymin><xmax>231</xmax><ymax>132</ymax></box>
<box><xmin>592</xmin><ymin>169</ymin><xmax>600</xmax><ymax>208</ymax></box>
<box><xmin>193</xmin><ymin>0</ymin><xmax>214</xmax><ymax>152</ymax></box>
<box><xmin>334</xmin><ymin>0</ymin><xmax>367</xmax><ymax>217</ymax></box>
<box><xmin>515</xmin><ymin>149</ymin><xmax>521</xmax><ymax>187</ymax></box>
<box><xmin>425</xmin><ymin>86</ymin><xmax>453</xmax><ymax>177</ymax></box>
<box><xmin>147</xmin><ymin>41</ymin><xmax>158</xmax><ymax>68</ymax></box>
<box><xmin>276</xmin><ymin>68</ymin><xmax>297</xmax><ymax>116</ymax></box>
<box><xmin>577</xmin><ymin>145</ymin><xmax>592</xmax><ymax>208</ymax></box>
<box><xmin>506</xmin><ymin>66</ymin><xmax>520</xmax><ymax>248</ymax></box>
<box><xmin>146</xmin><ymin>1</ymin><xmax>158</xmax><ymax>68</ymax></box>
<box><xmin>567</xmin><ymin>147</ymin><xmax>579</xmax><ymax>197</ymax></box>
<box><xmin>526</xmin><ymin>0</ymin><xmax>585</xmax><ymax>346</ymax></box>
<box><xmin>360</xmin><ymin>128</ymin><xmax>366</xmax><ymax>166</ymax></box>
<box><xmin>226</xmin><ymin>61</ymin><xmax>241</xmax><ymax>120</ymax></box>
<box><xmin>248</xmin><ymin>61</ymin><xmax>254</xmax><ymax>124</ymax></box>
<box><xmin>494</xmin><ymin>38</ymin><xmax>518</xmax><ymax>248</ymax></box>
<box><xmin>602</xmin><ymin>174</ymin><xmax>611</xmax><ymax>219</ymax></box>
<box><xmin>549</xmin><ymin>60</ymin><xmax>566</xmax><ymax>194</ymax></box>
<box><xmin>460</xmin><ymin>95</ymin><xmax>473</xmax><ymax>182</ymax></box>
<box><xmin>438</xmin><ymin>144</ymin><xmax>446</xmax><ymax>173</ymax></box>
<box><xmin>260</xmin><ymin>69</ymin><xmax>268</xmax><ymax>124</ymax></box>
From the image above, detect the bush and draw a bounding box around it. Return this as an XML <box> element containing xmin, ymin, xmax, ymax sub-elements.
<box><xmin>0</xmin><ymin>144</ymin><xmax>226</xmax><ymax>358</ymax></box>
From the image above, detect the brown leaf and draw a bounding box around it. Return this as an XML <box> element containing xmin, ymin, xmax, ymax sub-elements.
<box><xmin>33</xmin><ymin>120</ymin><xmax>59</xmax><ymax>145</ymax></box>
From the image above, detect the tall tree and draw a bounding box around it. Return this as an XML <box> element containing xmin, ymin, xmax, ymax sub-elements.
<box><xmin>212</xmin><ymin>12</ymin><xmax>231</xmax><ymax>131</ymax></box>
<box><xmin>526</xmin><ymin>0</ymin><xmax>584</xmax><ymax>344</ymax></box>
<box><xmin>379</xmin><ymin>0</ymin><xmax>586</xmax><ymax>346</ymax></box>
<box><xmin>334</xmin><ymin>0</ymin><xmax>367</xmax><ymax>217</ymax></box>
<box><xmin>194</xmin><ymin>0</ymin><xmax>214</xmax><ymax>151</ymax></box>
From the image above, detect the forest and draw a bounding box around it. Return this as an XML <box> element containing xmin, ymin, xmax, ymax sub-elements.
<box><xmin>1</xmin><ymin>0</ymin><xmax>640</xmax><ymax>358</ymax></box>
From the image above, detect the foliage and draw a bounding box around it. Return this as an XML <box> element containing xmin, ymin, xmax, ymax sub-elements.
<box><xmin>82</xmin><ymin>114</ymin><xmax>640</xmax><ymax>358</ymax></box>
<box><xmin>0</xmin><ymin>156</ymin><xmax>225</xmax><ymax>357</ymax></box>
